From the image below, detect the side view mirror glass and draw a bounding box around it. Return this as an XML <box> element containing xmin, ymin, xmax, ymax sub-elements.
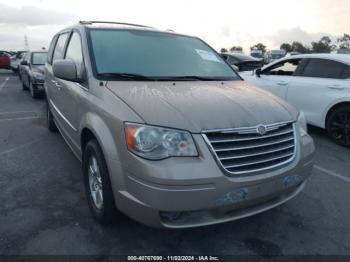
<box><xmin>20</xmin><ymin>60</ymin><xmax>28</xmax><ymax>66</ymax></box>
<box><xmin>53</xmin><ymin>59</ymin><xmax>79</xmax><ymax>82</ymax></box>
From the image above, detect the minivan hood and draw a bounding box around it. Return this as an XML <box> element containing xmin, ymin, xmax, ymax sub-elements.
<box><xmin>106</xmin><ymin>80</ymin><xmax>298</xmax><ymax>133</ymax></box>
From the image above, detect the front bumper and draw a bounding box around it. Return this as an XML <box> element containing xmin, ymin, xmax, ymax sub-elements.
<box><xmin>108</xmin><ymin>132</ymin><xmax>315</xmax><ymax>228</ymax></box>
<box><xmin>32</xmin><ymin>80</ymin><xmax>45</xmax><ymax>92</ymax></box>
<box><xmin>0</xmin><ymin>65</ymin><xmax>10</xmax><ymax>70</ymax></box>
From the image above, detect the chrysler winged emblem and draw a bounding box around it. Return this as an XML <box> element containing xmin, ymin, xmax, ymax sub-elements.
<box><xmin>256</xmin><ymin>124</ymin><xmax>267</xmax><ymax>135</ymax></box>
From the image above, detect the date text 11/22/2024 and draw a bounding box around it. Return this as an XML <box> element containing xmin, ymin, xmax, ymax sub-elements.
<box><xmin>127</xmin><ymin>256</ymin><xmax>220</xmax><ymax>261</ymax></box>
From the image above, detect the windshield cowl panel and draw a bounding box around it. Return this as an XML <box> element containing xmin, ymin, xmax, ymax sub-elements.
<box><xmin>97</xmin><ymin>72</ymin><xmax>237</xmax><ymax>82</ymax></box>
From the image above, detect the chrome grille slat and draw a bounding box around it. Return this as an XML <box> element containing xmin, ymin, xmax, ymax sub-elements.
<box><xmin>223</xmin><ymin>153</ymin><xmax>294</xmax><ymax>169</ymax></box>
<box><xmin>210</xmin><ymin>129</ymin><xmax>293</xmax><ymax>143</ymax></box>
<box><xmin>218</xmin><ymin>144</ymin><xmax>295</xmax><ymax>160</ymax></box>
<box><xmin>216</xmin><ymin>121</ymin><xmax>290</xmax><ymax>134</ymax></box>
<box><xmin>202</xmin><ymin>122</ymin><xmax>296</xmax><ymax>175</ymax></box>
<box><xmin>213</xmin><ymin>137</ymin><xmax>294</xmax><ymax>152</ymax></box>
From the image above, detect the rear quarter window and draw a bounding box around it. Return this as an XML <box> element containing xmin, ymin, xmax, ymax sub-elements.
<box><xmin>301</xmin><ymin>58</ymin><xmax>346</xmax><ymax>79</ymax></box>
<box><xmin>342</xmin><ymin>66</ymin><xmax>350</xmax><ymax>79</ymax></box>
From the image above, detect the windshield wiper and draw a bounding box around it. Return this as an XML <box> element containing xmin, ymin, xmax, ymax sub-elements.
<box><xmin>97</xmin><ymin>72</ymin><xmax>155</xmax><ymax>81</ymax></box>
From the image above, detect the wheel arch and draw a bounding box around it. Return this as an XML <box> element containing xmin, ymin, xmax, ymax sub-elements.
<box><xmin>325</xmin><ymin>101</ymin><xmax>350</xmax><ymax>127</ymax></box>
<box><xmin>81</xmin><ymin>128</ymin><xmax>96</xmax><ymax>157</ymax></box>
<box><xmin>79</xmin><ymin>112</ymin><xmax>120</xmax><ymax>162</ymax></box>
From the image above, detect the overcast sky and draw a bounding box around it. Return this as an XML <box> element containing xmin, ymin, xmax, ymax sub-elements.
<box><xmin>0</xmin><ymin>0</ymin><xmax>349</xmax><ymax>52</ymax></box>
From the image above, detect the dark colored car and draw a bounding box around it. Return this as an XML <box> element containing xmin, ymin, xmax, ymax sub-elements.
<box><xmin>0</xmin><ymin>51</ymin><xmax>11</xmax><ymax>70</ymax></box>
<box><xmin>220</xmin><ymin>53</ymin><xmax>263</xmax><ymax>72</ymax></box>
<box><xmin>19</xmin><ymin>51</ymin><xmax>48</xmax><ymax>98</ymax></box>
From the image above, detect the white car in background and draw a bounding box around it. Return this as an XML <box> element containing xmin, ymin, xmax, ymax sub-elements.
<box><xmin>10</xmin><ymin>51</ymin><xmax>25</xmax><ymax>72</ymax></box>
<box><xmin>241</xmin><ymin>54</ymin><xmax>350</xmax><ymax>146</ymax></box>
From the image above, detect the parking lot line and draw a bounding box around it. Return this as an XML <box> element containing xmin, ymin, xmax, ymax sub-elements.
<box><xmin>314</xmin><ymin>164</ymin><xmax>350</xmax><ymax>183</ymax></box>
<box><xmin>0</xmin><ymin>138</ymin><xmax>43</xmax><ymax>156</ymax></box>
<box><xmin>0</xmin><ymin>116</ymin><xmax>40</xmax><ymax>122</ymax></box>
<box><xmin>0</xmin><ymin>110</ymin><xmax>39</xmax><ymax>115</ymax></box>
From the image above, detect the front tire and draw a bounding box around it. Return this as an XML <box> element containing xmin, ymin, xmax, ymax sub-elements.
<box><xmin>29</xmin><ymin>81</ymin><xmax>39</xmax><ymax>99</ymax></box>
<box><xmin>83</xmin><ymin>139</ymin><xmax>119</xmax><ymax>225</ymax></box>
<box><xmin>326</xmin><ymin>105</ymin><xmax>350</xmax><ymax>147</ymax></box>
<box><xmin>22</xmin><ymin>78</ymin><xmax>28</xmax><ymax>90</ymax></box>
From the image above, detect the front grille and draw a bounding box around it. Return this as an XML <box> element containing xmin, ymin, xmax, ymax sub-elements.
<box><xmin>203</xmin><ymin>122</ymin><xmax>296</xmax><ymax>175</ymax></box>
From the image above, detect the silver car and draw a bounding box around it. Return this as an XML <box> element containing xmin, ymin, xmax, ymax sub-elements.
<box><xmin>45</xmin><ymin>21</ymin><xmax>315</xmax><ymax>228</ymax></box>
<box><xmin>20</xmin><ymin>51</ymin><xmax>47</xmax><ymax>98</ymax></box>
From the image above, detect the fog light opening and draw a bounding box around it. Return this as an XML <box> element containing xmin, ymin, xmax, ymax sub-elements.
<box><xmin>159</xmin><ymin>211</ymin><xmax>183</xmax><ymax>222</ymax></box>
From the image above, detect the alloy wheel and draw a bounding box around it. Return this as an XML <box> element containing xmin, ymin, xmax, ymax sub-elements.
<box><xmin>329</xmin><ymin>110</ymin><xmax>350</xmax><ymax>145</ymax></box>
<box><xmin>88</xmin><ymin>155</ymin><xmax>104</xmax><ymax>210</ymax></box>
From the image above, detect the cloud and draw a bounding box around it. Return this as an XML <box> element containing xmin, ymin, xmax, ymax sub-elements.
<box><xmin>219</xmin><ymin>25</ymin><xmax>231</xmax><ymax>38</ymax></box>
<box><xmin>0</xmin><ymin>23</ymin><xmax>64</xmax><ymax>50</ymax></box>
<box><xmin>0</xmin><ymin>31</ymin><xmax>49</xmax><ymax>51</ymax></box>
<box><xmin>267</xmin><ymin>27</ymin><xmax>338</xmax><ymax>48</ymax></box>
<box><xmin>213</xmin><ymin>27</ymin><xmax>341</xmax><ymax>53</ymax></box>
<box><xmin>0</xmin><ymin>3</ymin><xmax>75</xmax><ymax>26</ymax></box>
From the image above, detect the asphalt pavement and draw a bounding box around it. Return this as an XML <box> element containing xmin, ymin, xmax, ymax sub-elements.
<box><xmin>0</xmin><ymin>69</ymin><xmax>350</xmax><ymax>256</ymax></box>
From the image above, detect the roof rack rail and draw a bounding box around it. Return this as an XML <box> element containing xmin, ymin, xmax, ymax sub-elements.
<box><xmin>79</xmin><ymin>21</ymin><xmax>153</xmax><ymax>28</ymax></box>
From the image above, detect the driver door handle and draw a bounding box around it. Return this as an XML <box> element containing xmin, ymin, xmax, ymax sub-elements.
<box><xmin>277</xmin><ymin>81</ymin><xmax>288</xmax><ymax>86</ymax></box>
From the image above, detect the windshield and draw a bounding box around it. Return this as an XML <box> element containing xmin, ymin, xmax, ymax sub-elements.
<box><xmin>251</xmin><ymin>52</ymin><xmax>262</xmax><ymax>58</ymax></box>
<box><xmin>89</xmin><ymin>29</ymin><xmax>239</xmax><ymax>81</ymax></box>
<box><xmin>271</xmin><ymin>54</ymin><xmax>285</xmax><ymax>59</ymax></box>
<box><xmin>32</xmin><ymin>52</ymin><xmax>47</xmax><ymax>65</ymax></box>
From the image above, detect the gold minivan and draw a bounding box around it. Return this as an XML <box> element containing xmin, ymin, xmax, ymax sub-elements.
<box><xmin>45</xmin><ymin>21</ymin><xmax>315</xmax><ymax>228</ymax></box>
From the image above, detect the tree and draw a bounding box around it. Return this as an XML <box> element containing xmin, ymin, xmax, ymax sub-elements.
<box><xmin>280</xmin><ymin>43</ymin><xmax>292</xmax><ymax>53</ymax></box>
<box><xmin>230</xmin><ymin>46</ymin><xmax>243</xmax><ymax>52</ymax></box>
<box><xmin>220</xmin><ymin>48</ymin><xmax>228</xmax><ymax>53</ymax></box>
<box><xmin>250</xmin><ymin>43</ymin><xmax>266</xmax><ymax>53</ymax></box>
<box><xmin>291</xmin><ymin>41</ymin><xmax>310</xmax><ymax>54</ymax></box>
<box><xmin>311</xmin><ymin>36</ymin><xmax>335</xmax><ymax>53</ymax></box>
<box><xmin>337</xmin><ymin>34</ymin><xmax>350</xmax><ymax>49</ymax></box>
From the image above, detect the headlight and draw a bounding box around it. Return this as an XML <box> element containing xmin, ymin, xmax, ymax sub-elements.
<box><xmin>124</xmin><ymin>123</ymin><xmax>198</xmax><ymax>160</ymax></box>
<box><xmin>297</xmin><ymin>111</ymin><xmax>307</xmax><ymax>136</ymax></box>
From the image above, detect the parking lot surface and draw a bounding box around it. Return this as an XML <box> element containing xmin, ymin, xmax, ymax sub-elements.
<box><xmin>0</xmin><ymin>70</ymin><xmax>350</xmax><ymax>256</ymax></box>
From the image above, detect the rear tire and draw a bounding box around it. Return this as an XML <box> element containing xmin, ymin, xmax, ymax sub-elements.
<box><xmin>326</xmin><ymin>105</ymin><xmax>350</xmax><ymax>147</ymax></box>
<box><xmin>83</xmin><ymin>139</ymin><xmax>119</xmax><ymax>225</ymax></box>
<box><xmin>46</xmin><ymin>99</ymin><xmax>58</xmax><ymax>132</ymax></box>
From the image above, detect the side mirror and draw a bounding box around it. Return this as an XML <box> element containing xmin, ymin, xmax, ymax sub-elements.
<box><xmin>53</xmin><ymin>59</ymin><xmax>79</xmax><ymax>82</ymax></box>
<box><xmin>20</xmin><ymin>60</ymin><xmax>28</xmax><ymax>66</ymax></box>
<box><xmin>256</xmin><ymin>68</ymin><xmax>262</xmax><ymax>77</ymax></box>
